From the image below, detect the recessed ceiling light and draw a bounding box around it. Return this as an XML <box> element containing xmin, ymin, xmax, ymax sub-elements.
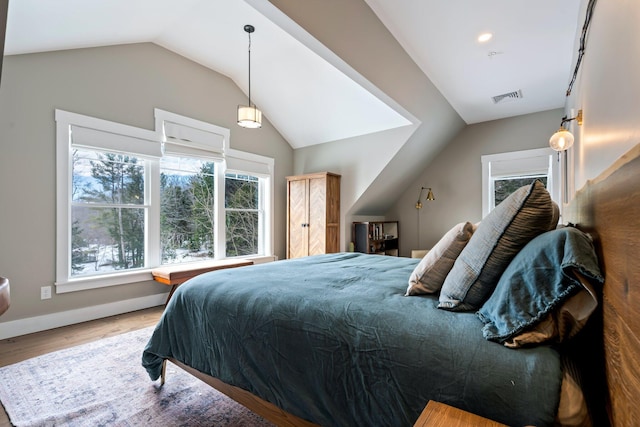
<box><xmin>478</xmin><ymin>33</ymin><xmax>493</xmax><ymax>43</ymax></box>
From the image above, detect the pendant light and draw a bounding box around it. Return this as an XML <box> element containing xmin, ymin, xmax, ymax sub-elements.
<box><xmin>237</xmin><ymin>24</ymin><xmax>262</xmax><ymax>129</ymax></box>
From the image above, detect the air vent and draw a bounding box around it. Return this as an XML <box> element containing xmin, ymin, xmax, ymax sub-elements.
<box><xmin>492</xmin><ymin>90</ymin><xmax>523</xmax><ymax>104</ymax></box>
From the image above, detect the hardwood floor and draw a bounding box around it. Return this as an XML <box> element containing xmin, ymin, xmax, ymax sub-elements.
<box><xmin>0</xmin><ymin>306</ymin><xmax>164</xmax><ymax>427</ymax></box>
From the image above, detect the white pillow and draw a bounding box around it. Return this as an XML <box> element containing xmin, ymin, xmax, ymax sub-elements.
<box><xmin>405</xmin><ymin>222</ymin><xmax>476</xmax><ymax>295</ymax></box>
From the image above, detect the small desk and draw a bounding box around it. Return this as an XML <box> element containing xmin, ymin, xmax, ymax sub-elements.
<box><xmin>414</xmin><ymin>401</ymin><xmax>508</xmax><ymax>427</ymax></box>
<box><xmin>152</xmin><ymin>259</ymin><xmax>253</xmax><ymax>304</ymax></box>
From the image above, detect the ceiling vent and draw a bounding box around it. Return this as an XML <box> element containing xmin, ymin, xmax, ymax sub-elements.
<box><xmin>492</xmin><ymin>90</ymin><xmax>523</xmax><ymax>104</ymax></box>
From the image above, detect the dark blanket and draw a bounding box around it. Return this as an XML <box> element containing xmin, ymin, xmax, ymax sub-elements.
<box><xmin>478</xmin><ymin>227</ymin><xmax>603</xmax><ymax>343</ymax></box>
<box><xmin>142</xmin><ymin>253</ymin><xmax>561</xmax><ymax>426</ymax></box>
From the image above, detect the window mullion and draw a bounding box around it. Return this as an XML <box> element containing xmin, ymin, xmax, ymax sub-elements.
<box><xmin>215</xmin><ymin>162</ymin><xmax>225</xmax><ymax>259</ymax></box>
<box><xmin>147</xmin><ymin>160</ymin><xmax>161</xmax><ymax>267</ymax></box>
<box><xmin>258</xmin><ymin>178</ymin><xmax>266</xmax><ymax>255</ymax></box>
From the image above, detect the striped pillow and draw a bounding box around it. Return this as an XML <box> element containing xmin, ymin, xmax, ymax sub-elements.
<box><xmin>438</xmin><ymin>180</ymin><xmax>555</xmax><ymax>311</ymax></box>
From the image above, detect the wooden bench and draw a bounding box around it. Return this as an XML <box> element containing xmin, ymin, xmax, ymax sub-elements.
<box><xmin>151</xmin><ymin>259</ymin><xmax>253</xmax><ymax>304</ymax></box>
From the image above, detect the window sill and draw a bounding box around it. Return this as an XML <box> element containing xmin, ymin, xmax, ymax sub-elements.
<box><xmin>55</xmin><ymin>256</ymin><xmax>278</xmax><ymax>294</ymax></box>
<box><xmin>55</xmin><ymin>270</ymin><xmax>154</xmax><ymax>294</ymax></box>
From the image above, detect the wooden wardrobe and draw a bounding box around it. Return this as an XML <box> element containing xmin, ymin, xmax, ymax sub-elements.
<box><xmin>286</xmin><ymin>172</ymin><xmax>341</xmax><ymax>259</ymax></box>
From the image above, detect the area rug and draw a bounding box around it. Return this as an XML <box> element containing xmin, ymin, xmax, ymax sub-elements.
<box><xmin>0</xmin><ymin>327</ymin><xmax>274</xmax><ymax>426</ymax></box>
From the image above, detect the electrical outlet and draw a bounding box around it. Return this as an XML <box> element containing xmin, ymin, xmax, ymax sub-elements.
<box><xmin>41</xmin><ymin>286</ymin><xmax>52</xmax><ymax>300</ymax></box>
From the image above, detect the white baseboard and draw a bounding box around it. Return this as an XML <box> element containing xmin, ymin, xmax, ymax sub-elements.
<box><xmin>0</xmin><ymin>293</ymin><xmax>168</xmax><ymax>340</ymax></box>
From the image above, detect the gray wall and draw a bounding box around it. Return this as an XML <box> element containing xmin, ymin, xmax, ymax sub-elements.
<box><xmin>0</xmin><ymin>43</ymin><xmax>293</xmax><ymax>324</ymax></box>
<box><xmin>270</xmin><ymin>0</ymin><xmax>466</xmax><ymax>251</ymax></box>
<box><xmin>386</xmin><ymin>0</ymin><xmax>640</xmax><ymax>257</ymax></box>
<box><xmin>568</xmin><ymin>0</ymin><xmax>640</xmax><ymax>191</ymax></box>
<box><xmin>386</xmin><ymin>109</ymin><xmax>562</xmax><ymax>256</ymax></box>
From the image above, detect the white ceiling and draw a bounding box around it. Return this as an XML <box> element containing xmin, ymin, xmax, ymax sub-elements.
<box><xmin>4</xmin><ymin>0</ymin><xmax>581</xmax><ymax>148</ymax></box>
<box><xmin>365</xmin><ymin>0</ymin><xmax>582</xmax><ymax>124</ymax></box>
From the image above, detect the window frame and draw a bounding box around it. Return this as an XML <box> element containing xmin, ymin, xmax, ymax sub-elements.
<box><xmin>224</xmin><ymin>148</ymin><xmax>274</xmax><ymax>259</ymax></box>
<box><xmin>71</xmin><ymin>149</ymin><xmax>150</xmax><ymax>276</ymax></box>
<box><xmin>224</xmin><ymin>172</ymin><xmax>264</xmax><ymax>258</ymax></box>
<box><xmin>481</xmin><ymin>147</ymin><xmax>560</xmax><ymax>218</ymax></box>
<box><xmin>55</xmin><ymin>109</ymin><xmax>274</xmax><ymax>293</ymax></box>
<box><xmin>159</xmin><ymin>154</ymin><xmax>222</xmax><ymax>264</ymax></box>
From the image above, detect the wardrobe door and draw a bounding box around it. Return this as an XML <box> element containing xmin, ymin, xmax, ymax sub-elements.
<box><xmin>287</xmin><ymin>178</ymin><xmax>308</xmax><ymax>259</ymax></box>
<box><xmin>307</xmin><ymin>176</ymin><xmax>327</xmax><ymax>256</ymax></box>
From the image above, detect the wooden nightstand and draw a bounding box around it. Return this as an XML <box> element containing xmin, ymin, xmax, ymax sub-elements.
<box><xmin>414</xmin><ymin>401</ymin><xmax>508</xmax><ymax>427</ymax></box>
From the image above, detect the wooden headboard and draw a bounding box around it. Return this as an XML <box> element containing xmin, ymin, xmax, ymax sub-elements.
<box><xmin>564</xmin><ymin>143</ymin><xmax>640</xmax><ymax>427</ymax></box>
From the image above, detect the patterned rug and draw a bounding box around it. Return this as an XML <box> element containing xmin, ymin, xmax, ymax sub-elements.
<box><xmin>0</xmin><ymin>327</ymin><xmax>274</xmax><ymax>426</ymax></box>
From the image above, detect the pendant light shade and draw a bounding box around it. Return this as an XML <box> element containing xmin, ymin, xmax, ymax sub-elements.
<box><xmin>237</xmin><ymin>105</ymin><xmax>262</xmax><ymax>128</ymax></box>
<box><xmin>238</xmin><ymin>24</ymin><xmax>262</xmax><ymax>129</ymax></box>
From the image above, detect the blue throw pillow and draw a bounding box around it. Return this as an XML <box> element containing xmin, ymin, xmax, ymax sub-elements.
<box><xmin>477</xmin><ymin>227</ymin><xmax>603</xmax><ymax>344</ymax></box>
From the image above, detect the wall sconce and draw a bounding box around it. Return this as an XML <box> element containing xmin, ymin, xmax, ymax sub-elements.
<box><xmin>237</xmin><ymin>24</ymin><xmax>262</xmax><ymax>129</ymax></box>
<box><xmin>415</xmin><ymin>187</ymin><xmax>435</xmax><ymax>209</ymax></box>
<box><xmin>549</xmin><ymin>0</ymin><xmax>595</xmax><ymax>151</ymax></box>
<box><xmin>549</xmin><ymin>110</ymin><xmax>583</xmax><ymax>151</ymax></box>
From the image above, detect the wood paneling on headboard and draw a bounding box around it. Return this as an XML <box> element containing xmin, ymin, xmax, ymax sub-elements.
<box><xmin>564</xmin><ymin>143</ymin><xmax>640</xmax><ymax>427</ymax></box>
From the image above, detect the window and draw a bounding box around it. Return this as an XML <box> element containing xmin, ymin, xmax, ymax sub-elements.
<box><xmin>481</xmin><ymin>148</ymin><xmax>560</xmax><ymax>218</ymax></box>
<box><xmin>493</xmin><ymin>175</ymin><xmax>548</xmax><ymax>207</ymax></box>
<box><xmin>225</xmin><ymin>173</ymin><xmax>262</xmax><ymax>257</ymax></box>
<box><xmin>56</xmin><ymin>109</ymin><xmax>273</xmax><ymax>293</ymax></box>
<box><xmin>160</xmin><ymin>156</ymin><xmax>218</xmax><ymax>264</ymax></box>
<box><xmin>72</xmin><ymin>149</ymin><xmax>147</xmax><ymax>277</ymax></box>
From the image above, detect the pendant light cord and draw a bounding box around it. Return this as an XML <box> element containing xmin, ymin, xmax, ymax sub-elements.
<box><xmin>247</xmin><ymin>30</ymin><xmax>252</xmax><ymax>107</ymax></box>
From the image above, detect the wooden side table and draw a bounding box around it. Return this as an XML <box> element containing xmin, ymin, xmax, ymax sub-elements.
<box><xmin>414</xmin><ymin>401</ymin><xmax>508</xmax><ymax>427</ymax></box>
<box><xmin>152</xmin><ymin>259</ymin><xmax>253</xmax><ymax>304</ymax></box>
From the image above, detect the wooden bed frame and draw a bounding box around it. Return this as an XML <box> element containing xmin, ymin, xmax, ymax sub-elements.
<box><xmin>563</xmin><ymin>143</ymin><xmax>640</xmax><ymax>427</ymax></box>
<box><xmin>162</xmin><ymin>143</ymin><xmax>640</xmax><ymax>426</ymax></box>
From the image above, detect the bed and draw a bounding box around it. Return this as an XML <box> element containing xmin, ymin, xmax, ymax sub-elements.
<box><xmin>143</xmin><ymin>143</ymin><xmax>640</xmax><ymax>426</ymax></box>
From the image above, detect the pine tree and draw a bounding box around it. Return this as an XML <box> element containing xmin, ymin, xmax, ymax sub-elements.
<box><xmin>84</xmin><ymin>153</ymin><xmax>145</xmax><ymax>269</ymax></box>
<box><xmin>189</xmin><ymin>163</ymin><xmax>216</xmax><ymax>257</ymax></box>
<box><xmin>225</xmin><ymin>175</ymin><xmax>258</xmax><ymax>257</ymax></box>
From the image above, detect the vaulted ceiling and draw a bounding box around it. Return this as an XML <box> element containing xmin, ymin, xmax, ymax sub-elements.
<box><xmin>5</xmin><ymin>0</ymin><xmax>580</xmax><ymax>149</ymax></box>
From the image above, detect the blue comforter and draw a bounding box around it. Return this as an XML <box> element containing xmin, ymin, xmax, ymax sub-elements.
<box><xmin>142</xmin><ymin>253</ymin><xmax>561</xmax><ymax>426</ymax></box>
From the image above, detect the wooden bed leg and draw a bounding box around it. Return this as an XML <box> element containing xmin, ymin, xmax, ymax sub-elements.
<box><xmin>161</xmin><ymin>359</ymin><xmax>167</xmax><ymax>386</ymax></box>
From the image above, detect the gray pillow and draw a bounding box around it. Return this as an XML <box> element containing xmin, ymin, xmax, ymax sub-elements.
<box><xmin>405</xmin><ymin>222</ymin><xmax>476</xmax><ymax>295</ymax></box>
<box><xmin>438</xmin><ymin>180</ymin><xmax>555</xmax><ymax>311</ymax></box>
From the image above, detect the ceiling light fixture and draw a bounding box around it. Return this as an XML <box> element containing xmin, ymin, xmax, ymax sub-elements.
<box><xmin>237</xmin><ymin>24</ymin><xmax>262</xmax><ymax>129</ymax></box>
<box><xmin>549</xmin><ymin>110</ymin><xmax>583</xmax><ymax>151</ymax></box>
<box><xmin>478</xmin><ymin>33</ymin><xmax>493</xmax><ymax>43</ymax></box>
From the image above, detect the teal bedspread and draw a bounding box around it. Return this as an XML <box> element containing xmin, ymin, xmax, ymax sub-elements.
<box><xmin>142</xmin><ymin>253</ymin><xmax>561</xmax><ymax>426</ymax></box>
